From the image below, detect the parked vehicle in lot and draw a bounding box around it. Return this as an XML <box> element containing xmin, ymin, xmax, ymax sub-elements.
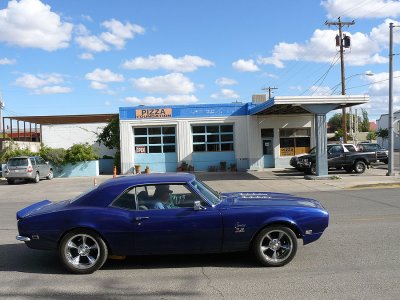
<box><xmin>357</xmin><ymin>143</ymin><xmax>388</xmax><ymax>164</ymax></box>
<box><xmin>4</xmin><ymin>156</ymin><xmax>53</xmax><ymax>184</ymax></box>
<box><xmin>15</xmin><ymin>173</ymin><xmax>329</xmax><ymax>274</ymax></box>
<box><xmin>297</xmin><ymin>144</ymin><xmax>377</xmax><ymax>175</ymax></box>
<box><xmin>290</xmin><ymin>143</ymin><xmax>357</xmax><ymax>171</ymax></box>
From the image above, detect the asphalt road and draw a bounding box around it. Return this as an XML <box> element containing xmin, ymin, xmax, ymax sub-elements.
<box><xmin>0</xmin><ymin>178</ymin><xmax>399</xmax><ymax>299</ymax></box>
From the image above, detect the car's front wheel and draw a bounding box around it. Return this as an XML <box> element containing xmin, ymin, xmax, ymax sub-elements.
<box><xmin>59</xmin><ymin>230</ymin><xmax>108</xmax><ymax>274</ymax></box>
<box><xmin>252</xmin><ymin>226</ymin><xmax>297</xmax><ymax>267</ymax></box>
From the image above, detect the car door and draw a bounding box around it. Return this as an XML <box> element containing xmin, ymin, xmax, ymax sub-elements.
<box><xmin>129</xmin><ymin>183</ymin><xmax>223</xmax><ymax>254</ymax></box>
<box><xmin>36</xmin><ymin>156</ymin><xmax>49</xmax><ymax>177</ymax></box>
<box><xmin>327</xmin><ymin>145</ymin><xmax>345</xmax><ymax>167</ymax></box>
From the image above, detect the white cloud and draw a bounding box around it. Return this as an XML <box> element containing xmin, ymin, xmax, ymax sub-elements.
<box><xmin>75</xmin><ymin>35</ymin><xmax>109</xmax><ymax>52</ymax></box>
<box><xmin>75</xmin><ymin>19</ymin><xmax>144</xmax><ymax>52</ymax></box>
<box><xmin>232</xmin><ymin>59</ymin><xmax>260</xmax><ymax>72</ymax></box>
<box><xmin>126</xmin><ymin>95</ymin><xmax>198</xmax><ymax>105</ymax></box>
<box><xmin>0</xmin><ymin>58</ymin><xmax>16</xmax><ymax>65</ymax></box>
<box><xmin>132</xmin><ymin>73</ymin><xmax>195</xmax><ymax>94</ymax></box>
<box><xmin>90</xmin><ymin>81</ymin><xmax>108</xmax><ymax>90</ymax></box>
<box><xmin>78</xmin><ymin>53</ymin><xmax>94</xmax><ymax>60</ymax></box>
<box><xmin>211</xmin><ymin>89</ymin><xmax>240</xmax><ymax>99</ymax></box>
<box><xmin>215</xmin><ymin>77</ymin><xmax>237</xmax><ymax>86</ymax></box>
<box><xmin>85</xmin><ymin>68</ymin><xmax>124</xmax><ymax>82</ymax></box>
<box><xmin>0</xmin><ymin>0</ymin><xmax>73</xmax><ymax>51</ymax></box>
<box><xmin>81</xmin><ymin>15</ymin><xmax>93</xmax><ymax>22</ymax></box>
<box><xmin>100</xmin><ymin>19</ymin><xmax>144</xmax><ymax>49</ymax></box>
<box><xmin>123</xmin><ymin>54</ymin><xmax>214</xmax><ymax>72</ymax></box>
<box><xmin>34</xmin><ymin>86</ymin><xmax>72</xmax><ymax>95</ymax></box>
<box><xmin>15</xmin><ymin>73</ymin><xmax>64</xmax><ymax>89</ymax></box>
<box><xmin>322</xmin><ymin>0</ymin><xmax>400</xmax><ymax>19</ymax></box>
<box><xmin>258</xmin><ymin>28</ymin><xmax>387</xmax><ymax>68</ymax></box>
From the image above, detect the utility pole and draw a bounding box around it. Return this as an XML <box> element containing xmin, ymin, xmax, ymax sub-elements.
<box><xmin>0</xmin><ymin>92</ymin><xmax>4</xmax><ymax>133</ymax></box>
<box><xmin>325</xmin><ymin>17</ymin><xmax>355</xmax><ymax>143</ymax></box>
<box><xmin>262</xmin><ymin>86</ymin><xmax>277</xmax><ymax>99</ymax></box>
<box><xmin>387</xmin><ymin>22</ymin><xmax>395</xmax><ymax>176</ymax></box>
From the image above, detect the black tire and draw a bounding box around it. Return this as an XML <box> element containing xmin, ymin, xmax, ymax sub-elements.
<box><xmin>310</xmin><ymin>164</ymin><xmax>316</xmax><ymax>175</ymax></box>
<box><xmin>382</xmin><ymin>159</ymin><xmax>388</xmax><ymax>164</ymax></box>
<box><xmin>354</xmin><ymin>161</ymin><xmax>366</xmax><ymax>174</ymax></box>
<box><xmin>47</xmin><ymin>169</ymin><xmax>53</xmax><ymax>180</ymax></box>
<box><xmin>7</xmin><ymin>179</ymin><xmax>15</xmax><ymax>185</ymax></box>
<box><xmin>59</xmin><ymin>229</ymin><xmax>108</xmax><ymax>274</ymax></box>
<box><xmin>33</xmin><ymin>172</ymin><xmax>40</xmax><ymax>183</ymax></box>
<box><xmin>252</xmin><ymin>226</ymin><xmax>297</xmax><ymax>267</ymax></box>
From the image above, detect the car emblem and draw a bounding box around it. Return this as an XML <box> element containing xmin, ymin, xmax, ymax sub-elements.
<box><xmin>234</xmin><ymin>222</ymin><xmax>246</xmax><ymax>233</ymax></box>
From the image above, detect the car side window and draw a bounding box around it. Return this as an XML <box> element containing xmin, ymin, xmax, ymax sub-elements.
<box><xmin>111</xmin><ymin>187</ymin><xmax>137</xmax><ymax>210</ymax></box>
<box><xmin>345</xmin><ymin>145</ymin><xmax>356</xmax><ymax>152</ymax></box>
<box><xmin>30</xmin><ymin>157</ymin><xmax>37</xmax><ymax>165</ymax></box>
<box><xmin>37</xmin><ymin>157</ymin><xmax>46</xmax><ymax>164</ymax></box>
<box><xmin>141</xmin><ymin>183</ymin><xmax>207</xmax><ymax>210</ymax></box>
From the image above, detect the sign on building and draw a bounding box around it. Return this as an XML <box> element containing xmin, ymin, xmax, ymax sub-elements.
<box><xmin>136</xmin><ymin>108</ymin><xmax>172</xmax><ymax>119</ymax></box>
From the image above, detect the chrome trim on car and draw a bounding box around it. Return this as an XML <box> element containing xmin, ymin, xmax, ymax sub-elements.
<box><xmin>16</xmin><ymin>235</ymin><xmax>31</xmax><ymax>242</ymax></box>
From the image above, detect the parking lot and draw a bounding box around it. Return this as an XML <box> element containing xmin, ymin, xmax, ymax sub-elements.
<box><xmin>0</xmin><ymin>173</ymin><xmax>399</xmax><ymax>299</ymax></box>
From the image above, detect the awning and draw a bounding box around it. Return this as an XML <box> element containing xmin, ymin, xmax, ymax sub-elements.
<box><xmin>5</xmin><ymin>113</ymin><xmax>118</xmax><ymax>125</ymax></box>
<box><xmin>249</xmin><ymin>95</ymin><xmax>369</xmax><ymax>115</ymax></box>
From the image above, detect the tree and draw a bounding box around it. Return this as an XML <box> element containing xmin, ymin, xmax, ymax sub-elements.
<box><xmin>96</xmin><ymin>116</ymin><xmax>120</xmax><ymax>150</ymax></box>
<box><xmin>361</xmin><ymin>109</ymin><xmax>370</xmax><ymax>132</ymax></box>
<box><xmin>327</xmin><ymin>113</ymin><xmax>343</xmax><ymax>133</ymax></box>
<box><xmin>97</xmin><ymin>116</ymin><xmax>120</xmax><ymax>172</ymax></box>
<box><xmin>366</xmin><ymin>131</ymin><xmax>376</xmax><ymax>141</ymax></box>
<box><xmin>377</xmin><ymin>128</ymin><xmax>389</xmax><ymax>147</ymax></box>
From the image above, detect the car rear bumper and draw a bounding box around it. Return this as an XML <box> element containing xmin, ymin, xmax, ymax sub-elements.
<box><xmin>5</xmin><ymin>172</ymin><xmax>35</xmax><ymax>179</ymax></box>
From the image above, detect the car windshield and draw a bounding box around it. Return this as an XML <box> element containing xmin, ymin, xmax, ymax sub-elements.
<box><xmin>309</xmin><ymin>147</ymin><xmax>316</xmax><ymax>154</ymax></box>
<box><xmin>7</xmin><ymin>158</ymin><xmax>28</xmax><ymax>167</ymax></box>
<box><xmin>190</xmin><ymin>179</ymin><xmax>221</xmax><ymax>205</ymax></box>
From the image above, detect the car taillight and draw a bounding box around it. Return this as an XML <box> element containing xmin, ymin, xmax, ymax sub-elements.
<box><xmin>27</xmin><ymin>166</ymin><xmax>33</xmax><ymax>173</ymax></box>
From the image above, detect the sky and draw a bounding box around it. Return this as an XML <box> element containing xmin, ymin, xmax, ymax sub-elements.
<box><xmin>1</xmin><ymin>0</ymin><xmax>400</xmax><ymax>122</ymax></box>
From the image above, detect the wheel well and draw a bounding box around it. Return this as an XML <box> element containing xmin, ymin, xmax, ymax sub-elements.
<box><xmin>250</xmin><ymin>221</ymin><xmax>303</xmax><ymax>248</ymax></box>
<box><xmin>354</xmin><ymin>159</ymin><xmax>367</xmax><ymax>165</ymax></box>
<box><xmin>58</xmin><ymin>227</ymin><xmax>113</xmax><ymax>254</ymax></box>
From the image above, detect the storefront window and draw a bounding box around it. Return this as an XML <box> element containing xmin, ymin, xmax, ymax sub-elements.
<box><xmin>134</xmin><ymin>126</ymin><xmax>176</xmax><ymax>153</ymax></box>
<box><xmin>279</xmin><ymin>128</ymin><xmax>311</xmax><ymax>156</ymax></box>
<box><xmin>192</xmin><ymin>124</ymin><xmax>234</xmax><ymax>152</ymax></box>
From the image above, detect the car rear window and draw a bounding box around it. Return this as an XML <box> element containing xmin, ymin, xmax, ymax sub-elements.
<box><xmin>7</xmin><ymin>158</ymin><xmax>29</xmax><ymax>167</ymax></box>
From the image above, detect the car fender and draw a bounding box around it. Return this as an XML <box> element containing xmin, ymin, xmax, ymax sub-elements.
<box><xmin>250</xmin><ymin>217</ymin><xmax>304</xmax><ymax>244</ymax></box>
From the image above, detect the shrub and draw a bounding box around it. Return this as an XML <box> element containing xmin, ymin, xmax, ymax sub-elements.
<box><xmin>0</xmin><ymin>144</ymin><xmax>34</xmax><ymax>162</ymax></box>
<box><xmin>65</xmin><ymin>143</ymin><xmax>98</xmax><ymax>165</ymax></box>
<box><xmin>39</xmin><ymin>145</ymin><xmax>66</xmax><ymax>166</ymax></box>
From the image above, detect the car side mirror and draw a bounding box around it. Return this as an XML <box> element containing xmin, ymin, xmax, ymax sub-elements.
<box><xmin>194</xmin><ymin>201</ymin><xmax>205</xmax><ymax>211</ymax></box>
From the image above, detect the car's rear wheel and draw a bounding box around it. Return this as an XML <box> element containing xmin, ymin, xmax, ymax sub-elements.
<box><xmin>310</xmin><ymin>164</ymin><xmax>316</xmax><ymax>175</ymax></box>
<box><xmin>33</xmin><ymin>172</ymin><xmax>40</xmax><ymax>183</ymax></box>
<box><xmin>59</xmin><ymin>230</ymin><xmax>108</xmax><ymax>274</ymax></box>
<box><xmin>7</xmin><ymin>179</ymin><xmax>15</xmax><ymax>185</ymax></box>
<box><xmin>252</xmin><ymin>226</ymin><xmax>297</xmax><ymax>267</ymax></box>
<box><xmin>354</xmin><ymin>161</ymin><xmax>366</xmax><ymax>174</ymax></box>
<box><xmin>47</xmin><ymin>169</ymin><xmax>53</xmax><ymax>180</ymax></box>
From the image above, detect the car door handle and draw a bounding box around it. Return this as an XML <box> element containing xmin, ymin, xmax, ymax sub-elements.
<box><xmin>135</xmin><ymin>217</ymin><xmax>150</xmax><ymax>221</ymax></box>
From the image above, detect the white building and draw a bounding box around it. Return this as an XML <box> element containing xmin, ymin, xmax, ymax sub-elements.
<box><xmin>119</xmin><ymin>95</ymin><xmax>368</xmax><ymax>174</ymax></box>
<box><xmin>376</xmin><ymin>110</ymin><xmax>400</xmax><ymax>149</ymax></box>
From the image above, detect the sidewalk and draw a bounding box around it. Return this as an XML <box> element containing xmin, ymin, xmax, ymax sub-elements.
<box><xmin>196</xmin><ymin>165</ymin><xmax>400</xmax><ymax>193</ymax></box>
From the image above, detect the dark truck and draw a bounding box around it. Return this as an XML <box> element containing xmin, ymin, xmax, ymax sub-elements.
<box><xmin>297</xmin><ymin>144</ymin><xmax>377</xmax><ymax>175</ymax></box>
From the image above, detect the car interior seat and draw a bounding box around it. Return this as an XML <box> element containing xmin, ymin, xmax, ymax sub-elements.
<box><xmin>137</xmin><ymin>190</ymin><xmax>149</xmax><ymax>210</ymax></box>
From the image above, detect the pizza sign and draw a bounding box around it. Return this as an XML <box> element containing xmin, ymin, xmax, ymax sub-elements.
<box><xmin>136</xmin><ymin>108</ymin><xmax>172</xmax><ymax>119</ymax></box>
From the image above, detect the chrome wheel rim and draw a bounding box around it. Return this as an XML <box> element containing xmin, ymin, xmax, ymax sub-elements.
<box><xmin>48</xmin><ymin>170</ymin><xmax>53</xmax><ymax>179</ymax></box>
<box><xmin>356</xmin><ymin>163</ymin><xmax>365</xmax><ymax>172</ymax></box>
<box><xmin>35</xmin><ymin>173</ymin><xmax>39</xmax><ymax>182</ymax></box>
<box><xmin>260</xmin><ymin>230</ymin><xmax>293</xmax><ymax>263</ymax></box>
<box><xmin>64</xmin><ymin>234</ymin><xmax>100</xmax><ymax>270</ymax></box>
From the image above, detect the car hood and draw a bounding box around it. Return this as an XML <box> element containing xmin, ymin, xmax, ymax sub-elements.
<box><xmin>16</xmin><ymin>200</ymin><xmax>69</xmax><ymax>220</ymax></box>
<box><xmin>220</xmin><ymin>192</ymin><xmax>323</xmax><ymax>209</ymax></box>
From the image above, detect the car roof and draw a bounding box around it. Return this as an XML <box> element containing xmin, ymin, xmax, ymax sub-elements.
<box><xmin>99</xmin><ymin>172</ymin><xmax>196</xmax><ymax>189</ymax></box>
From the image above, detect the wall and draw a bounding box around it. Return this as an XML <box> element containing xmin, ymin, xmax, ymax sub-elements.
<box><xmin>41</xmin><ymin>123</ymin><xmax>116</xmax><ymax>157</ymax></box>
<box><xmin>376</xmin><ymin>112</ymin><xmax>400</xmax><ymax>150</ymax></box>
<box><xmin>247</xmin><ymin>114</ymin><xmax>314</xmax><ymax>169</ymax></box>
<box><xmin>1</xmin><ymin>140</ymin><xmax>41</xmax><ymax>152</ymax></box>
<box><xmin>54</xmin><ymin>160</ymin><xmax>99</xmax><ymax>177</ymax></box>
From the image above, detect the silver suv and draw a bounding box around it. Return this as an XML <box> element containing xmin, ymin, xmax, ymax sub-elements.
<box><xmin>4</xmin><ymin>156</ymin><xmax>53</xmax><ymax>184</ymax></box>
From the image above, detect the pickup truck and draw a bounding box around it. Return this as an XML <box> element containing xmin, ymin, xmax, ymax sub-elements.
<box><xmin>297</xmin><ymin>144</ymin><xmax>377</xmax><ymax>175</ymax></box>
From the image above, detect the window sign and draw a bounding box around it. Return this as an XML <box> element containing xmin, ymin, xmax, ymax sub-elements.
<box><xmin>135</xmin><ymin>146</ymin><xmax>146</xmax><ymax>153</ymax></box>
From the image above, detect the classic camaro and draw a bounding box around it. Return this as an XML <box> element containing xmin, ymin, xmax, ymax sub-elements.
<box><xmin>16</xmin><ymin>173</ymin><xmax>329</xmax><ymax>274</ymax></box>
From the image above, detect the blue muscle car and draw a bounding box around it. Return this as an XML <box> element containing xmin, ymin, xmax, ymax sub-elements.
<box><xmin>16</xmin><ymin>173</ymin><xmax>329</xmax><ymax>274</ymax></box>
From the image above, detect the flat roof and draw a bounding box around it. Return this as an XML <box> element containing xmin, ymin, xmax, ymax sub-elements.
<box><xmin>5</xmin><ymin>114</ymin><xmax>118</xmax><ymax>125</ymax></box>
